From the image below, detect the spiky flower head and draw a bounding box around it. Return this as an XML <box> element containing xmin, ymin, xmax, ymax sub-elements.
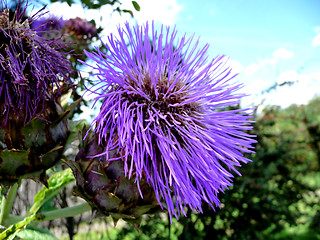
<box><xmin>0</xmin><ymin>1</ymin><xmax>71</xmax><ymax>125</ymax></box>
<box><xmin>31</xmin><ymin>15</ymin><xmax>65</xmax><ymax>38</ymax></box>
<box><xmin>0</xmin><ymin>1</ymin><xmax>72</xmax><ymax>192</ymax></box>
<box><xmin>83</xmin><ymin>22</ymin><xmax>256</xmax><ymax>219</ymax></box>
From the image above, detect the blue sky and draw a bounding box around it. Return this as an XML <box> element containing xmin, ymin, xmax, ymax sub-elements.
<box><xmin>176</xmin><ymin>0</ymin><xmax>319</xmax><ymax>65</ymax></box>
<box><xmin>37</xmin><ymin>0</ymin><xmax>320</xmax><ymax>110</ymax></box>
<box><xmin>171</xmin><ymin>0</ymin><xmax>320</xmax><ymax>108</ymax></box>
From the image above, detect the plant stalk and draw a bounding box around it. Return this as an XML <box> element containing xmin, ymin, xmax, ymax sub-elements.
<box><xmin>36</xmin><ymin>202</ymin><xmax>91</xmax><ymax>222</ymax></box>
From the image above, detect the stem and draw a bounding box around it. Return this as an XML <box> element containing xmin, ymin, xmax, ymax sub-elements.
<box><xmin>2</xmin><ymin>215</ymin><xmax>24</xmax><ymax>227</ymax></box>
<box><xmin>0</xmin><ymin>183</ymin><xmax>19</xmax><ymax>226</ymax></box>
<box><xmin>36</xmin><ymin>202</ymin><xmax>91</xmax><ymax>222</ymax></box>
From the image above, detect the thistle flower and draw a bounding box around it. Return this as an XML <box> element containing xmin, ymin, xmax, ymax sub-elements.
<box><xmin>31</xmin><ymin>15</ymin><xmax>65</xmax><ymax>39</ymax></box>
<box><xmin>83</xmin><ymin>22</ymin><xmax>256</xmax><ymax>219</ymax></box>
<box><xmin>62</xmin><ymin>17</ymin><xmax>97</xmax><ymax>63</ymax></box>
<box><xmin>0</xmin><ymin>2</ymin><xmax>72</xmax><ymax>191</ymax></box>
<box><xmin>0</xmin><ymin>2</ymin><xmax>71</xmax><ymax>125</ymax></box>
<box><xmin>63</xmin><ymin>17</ymin><xmax>96</xmax><ymax>40</ymax></box>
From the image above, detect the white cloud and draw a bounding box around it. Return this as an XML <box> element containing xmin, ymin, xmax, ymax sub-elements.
<box><xmin>267</xmin><ymin>72</ymin><xmax>320</xmax><ymax>108</ymax></box>
<box><xmin>312</xmin><ymin>33</ymin><xmax>320</xmax><ymax>47</ymax></box>
<box><xmin>242</xmin><ymin>48</ymin><xmax>295</xmax><ymax>81</ymax></box>
<box><xmin>228</xmin><ymin>59</ymin><xmax>244</xmax><ymax>74</ymax></box>
<box><xmin>244</xmin><ymin>63</ymin><xmax>260</xmax><ymax>76</ymax></box>
<box><xmin>276</xmin><ymin>70</ymin><xmax>299</xmax><ymax>84</ymax></box>
<box><xmin>272</xmin><ymin>48</ymin><xmax>294</xmax><ymax>59</ymax></box>
<box><xmin>134</xmin><ymin>0</ymin><xmax>183</xmax><ymax>26</ymax></box>
<box><xmin>47</xmin><ymin>3</ymin><xmax>84</xmax><ymax>19</ymax></box>
<box><xmin>259</xmin><ymin>57</ymin><xmax>278</xmax><ymax>66</ymax></box>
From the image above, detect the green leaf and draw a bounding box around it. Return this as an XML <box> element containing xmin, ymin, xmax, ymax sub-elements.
<box><xmin>0</xmin><ymin>214</ymin><xmax>35</xmax><ymax>240</ymax></box>
<box><xmin>28</xmin><ymin>168</ymin><xmax>75</xmax><ymax>215</ymax></box>
<box><xmin>0</xmin><ymin>149</ymin><xmax>29</xmax><ymax>176</ymax></box>
<box><xmin>132</xmin><ymin>1</ymin><xmax>140</xmax><ymax>11</ymax></box>
<box><xmin>22</xmin><ymin>118</ymin><xmax>46</xmax><ymax>149</ymax></box>
<box><xmin>66</xmin><ymin>0</ymin><xmax>73</xmax><ymax>7</ymax></box>
<box><xmin>99</xmin><ymin>0</ymin><xmax>112</xmax><ymax>5</ymax></box>
<box><xmin>123</xmin><ymin>9</ymin><xmax>133</xmax><ymax>17</ymax></box>
<box><xmin>17</xmin><ymin>229</ymin><xmax>58</xmax><ymax>240</ymax></box>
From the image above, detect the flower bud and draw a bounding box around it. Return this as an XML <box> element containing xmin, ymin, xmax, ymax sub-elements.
<box><xmin>68</xmin><ymin>127</ymin><xmax>162</xmax><ymax>228</ymax></box>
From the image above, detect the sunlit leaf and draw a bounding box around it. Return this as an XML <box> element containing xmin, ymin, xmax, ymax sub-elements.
<box><xmin>28</xmin><ymin>169</ymin><xmax>75</xmax><ymax>215</ymax></box>
<box><xmin>132</xmin><ymin>1</ymin><xmax>140</xmax><ymax>11</ymax></box>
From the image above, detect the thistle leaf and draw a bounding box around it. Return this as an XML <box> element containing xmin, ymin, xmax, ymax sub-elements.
<box><xmin>28</xmin><ymin>168</ymin><xmax>75</xmax><ymax>215</ymax></box>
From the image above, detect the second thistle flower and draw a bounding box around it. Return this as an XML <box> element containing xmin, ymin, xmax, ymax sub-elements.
<box><xmin>83</xmin><ymin>22</ymin><xmax>256</xmax><ymax>219</ymax></box>
<box><xmin>0</xmin><ymin>2</ymin><xmax>72</xmax><ymax>190</ymax></box>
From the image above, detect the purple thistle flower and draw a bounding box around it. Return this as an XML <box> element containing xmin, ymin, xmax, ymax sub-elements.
<box><xmin>0</xmin><ymin>2</ymin><xmax>71</xmax><ymax>125</ymax></box>
<box><xmin>31</xmin><ymin>15</ymin><xmax>65</xmax><ymax>37</ymax></box>
<box><xmin>63</xmin><ymin>17</ymin><xmax>96</xmax><ymax>39</ymax></box>
<box><xmin>83</xmin><ymin>22</ymin><xmax>256</xmax><ymax>219</ymax></box>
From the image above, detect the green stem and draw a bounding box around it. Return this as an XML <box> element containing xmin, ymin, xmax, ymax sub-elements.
<box><xmin>0</xmin><ymin>183</ymin><xmax>19</xmax><ymax>226</ymax></box>
<box><xmin>36</xmin><ymin>202</ymin><xmax>91</xmax><ymax>222</ymax></box>
<box><xmin>0</xmin><ymin>214</ymin><xmax>35</xmax><ymax>240</ymax></box>
<box><xmin>1</xmin><ymin>202</ymin><xmax>91</xmax><ymax>228</ymax></box>
<box><xmin>2</xmin><ymin>215</ymin><xmax>24</xmax><ymax>227</ymax></box>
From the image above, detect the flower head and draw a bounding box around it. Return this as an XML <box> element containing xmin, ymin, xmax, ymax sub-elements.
<box><xmin>84</xmin><ymin>22</ymin><xmax>256</xmax><ymax>219</ymax></box>
<box><xmin>0</xmin><ymin>2</ymin><xmax>71</xmax><ymax>125</ymax></box>
<box><xmin>31</xmin><ymin>15</ymin><xmax>65</xmax><ymax>38</ymax></box>
<box><xmin>63</xmin><ymin>17</ymin><xmax>96</xmax><ymax>39</ymax></box>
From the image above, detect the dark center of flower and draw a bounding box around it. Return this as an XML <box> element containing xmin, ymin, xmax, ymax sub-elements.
<box><xmin>130</xmin><ymin>72</ymin><xmax>199</xmax><ymax>113</ymax></box>
<box><xmin>120</xmin><ymin>70</ymin><xmax>203</xmax><ymax>149</ymax></box>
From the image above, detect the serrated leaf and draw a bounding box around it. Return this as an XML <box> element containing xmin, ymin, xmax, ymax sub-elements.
<box><xmin>28</xmin><ymin>168</ymin><xmax>75</xmax><ymax>215</ymax></box>
<box><xmin>132</xmin><ymin>1</ymin><xmax>140</xmax><ymax>11</ymax></box>
<box><xmin>17</xmin><ymin>229</ymin><xmax>58</xmax><ymax>240</ymax></box>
